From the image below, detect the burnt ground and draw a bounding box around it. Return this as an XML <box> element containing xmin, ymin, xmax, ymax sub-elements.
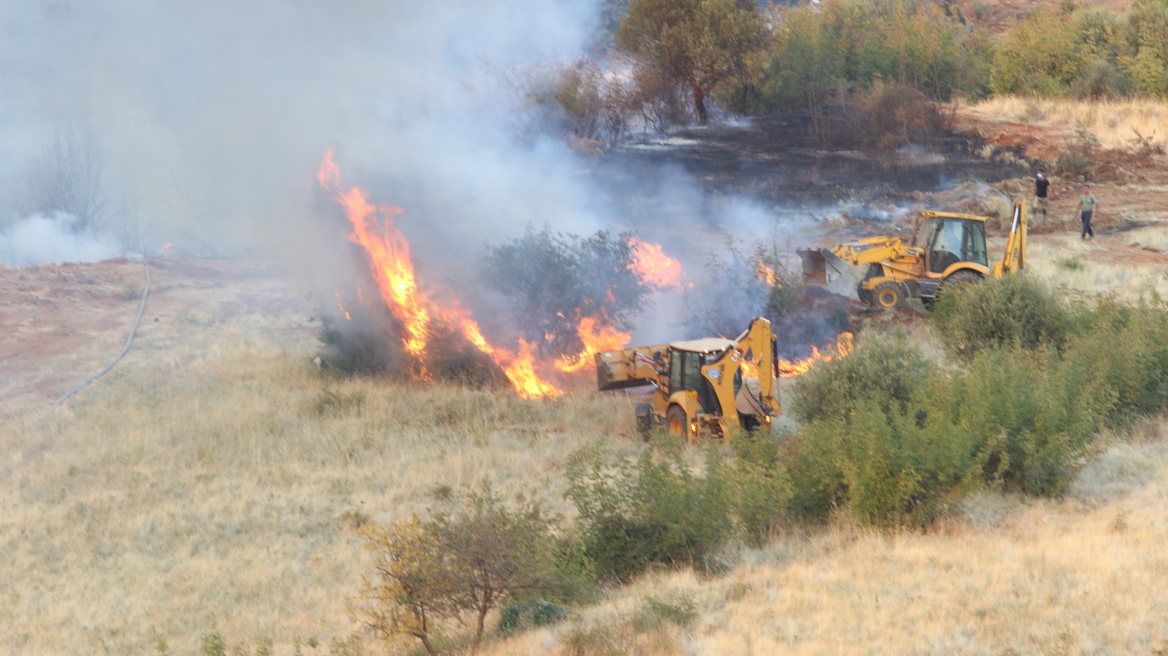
<box><xmin>594</xmin><ymin>111</ymin><xmax>1032</xmax><ymax>207</ymax></box>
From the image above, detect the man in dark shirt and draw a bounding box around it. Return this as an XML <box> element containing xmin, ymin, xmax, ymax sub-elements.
<box><xmin>1034</xmin><ymin>169</ymin><xmax>1050</xmax><ymax>221</ymax></box>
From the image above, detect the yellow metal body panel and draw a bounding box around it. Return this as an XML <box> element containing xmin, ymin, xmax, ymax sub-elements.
<box><xmin>594</xmin><ymin>317</ymin><xmax>780</xmax><ymax>440</ymax></box>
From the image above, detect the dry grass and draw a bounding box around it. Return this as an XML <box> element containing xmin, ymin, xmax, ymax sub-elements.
<box><xmin>6</xmin><ymin>259</ymin><xmax>1168</xmax><ymax>656</ymax></box>
<box><xmin>965</xmin><ymin>96</ymin><xmax>1168</xmax><ymax>150</ymax></box>
<box><xmin>1</xmin><ymin>326</ymin><xmax>638</xmax><ymax>655</ymax></box>
<box><xmin>991</xmin><ymin>232</ymin><xmax>1168</xmax><ymax>300</ymax></box>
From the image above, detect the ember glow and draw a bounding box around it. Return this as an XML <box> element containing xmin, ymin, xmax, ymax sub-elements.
<box><xmin>755</xmin><ymin>262</ymin><xmax>777</xmax><ymax>286</ymax></box>
<box><xmin>627</xmin><ymin>237</ymin><xmax>683</xmax><ymax>289</ymax></box>
<box><xmin>555</xmin><ymin>315</ymin><xmax>631</xmax><ymax>373</ymax></box>
<box><xmin>779</xmin><ymin>332</ymin><xmax>854</xmax><ymax>377</ymax></box>
<box><xmin>317</xmin><ymin>151</ymin><xmax>562</xmax><ymax>398</ymax></box>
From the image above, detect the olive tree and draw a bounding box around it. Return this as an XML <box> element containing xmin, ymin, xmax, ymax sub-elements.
<box><xmin>616</xmin><ymin>0</ymin><xmax>769</xmax><ymax>125</ymax></box>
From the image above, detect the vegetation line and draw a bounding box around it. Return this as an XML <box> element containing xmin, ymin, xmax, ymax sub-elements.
<box><xmin>37</xmin><ymin>259</ymin><xmax>152</xmax><ymax>427</ymax></box>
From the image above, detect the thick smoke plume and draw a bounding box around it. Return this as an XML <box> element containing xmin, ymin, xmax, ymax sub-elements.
<box><xmin>0</xmin><ymin>212</ymin><xmax>122</xmax><ymax>266</ymax></box>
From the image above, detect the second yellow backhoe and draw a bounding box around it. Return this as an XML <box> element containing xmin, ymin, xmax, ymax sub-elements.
<box><xmin>800</xmin><ymin>201</ymin><xmax>1028</xmax><ymax>309</ymax></box>
<box><xmin>595</xmin><ymin>317</ymin><xmax>779</xmax><ymax>442</ymax></box>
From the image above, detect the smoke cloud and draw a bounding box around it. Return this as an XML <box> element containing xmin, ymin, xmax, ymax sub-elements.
<box><xmin>0</xmin><ymin>212</ymin><xmax>122</xmax><ymax>266</ymax></box>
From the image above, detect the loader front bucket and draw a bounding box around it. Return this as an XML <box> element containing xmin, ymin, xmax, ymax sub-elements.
<box><xmin>798</xmin><ymin>248</ymin><xmax>847</xmax><ymax>285</ymax></box>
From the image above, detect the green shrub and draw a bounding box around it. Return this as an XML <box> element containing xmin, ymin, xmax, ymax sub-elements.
<box><xmin>498</xmin><ymin>599</ymin><xmax>568</xmax><ymax>635</ymax></box>
<box><xmin>932</xmin><ymin>274</ymin><xmax>1071</xmax><ymax>359</ymax></box>
<box><xmin>1063</xmin><ymin>300</ymin><xmax>1168</xmax><ymax>421</ymax></box>
<box><xmin>730</xmin><ymin>434</ymin><xmax>793</xmax><ymax>545</ymax></box>
<box><xmin>785</xmin><ymin>391</ymin><xmax>978</xmax><ymax>527</ymax></box>
<box><xmin>944</xmin><ymin>346</ymin><xmax>1108</xmax><ymax>496</ymax></box>
<box><xmin>565</xmin><ymin>446</ymin><xmax>734</xmax><ymax>581</ymax></box>
<box><xmin>791</xmin><ymin>331</ymin><xmax>934</xmax><ymax>423</ymax></box>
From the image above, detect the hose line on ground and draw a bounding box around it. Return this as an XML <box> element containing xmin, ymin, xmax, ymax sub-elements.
<box><xmin>36</xmin><ymin>258</ymin><xmax>152</xmax><ymax>427</ymax></box>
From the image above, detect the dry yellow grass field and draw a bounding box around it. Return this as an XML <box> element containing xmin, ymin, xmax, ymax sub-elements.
<box><xmin>5</xmin><ymin>241</ymin><xmax>1168</xmax><ymax>655</ymax></box>
<box><xmin>964</xmin><ymin>97</ymin><xmax>1168</xmax><ymax>150</ymax></box>
<box><xmin>2</xmin><ymin>303</ymin><xmax>639</xmax><ymax>655</ymax></box>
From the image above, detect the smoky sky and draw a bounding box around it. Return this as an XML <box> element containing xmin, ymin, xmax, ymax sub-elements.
<box><xmin>0</xmin><ymin>1</ymin><xmax>608</xmax><ymax>263</ymax></box>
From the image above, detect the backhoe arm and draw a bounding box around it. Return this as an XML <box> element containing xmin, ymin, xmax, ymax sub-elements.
<box><xmin>994</xmin><ymin>201</ymin><xmax>1027</xmax><ymax>278</ymax></box>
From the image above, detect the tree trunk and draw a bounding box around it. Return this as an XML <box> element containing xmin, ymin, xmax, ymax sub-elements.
<box><xmin>472</xmin><ymin>602</ymin><xmax>490</xmax><ymax>655</ymax></box>
<box><xmin>419</xmin><ymin>634</ymin><xmax>439</xmax><ymax>656</ymax></box>
<box><xmin>690</xmin><ymin>79</ymin><xmax>709</xmax><ymax>126</ymax></box>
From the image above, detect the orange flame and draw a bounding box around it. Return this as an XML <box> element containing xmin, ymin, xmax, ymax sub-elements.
<box><xmin>778</xmin><ymin>332</ymin><xmax>854</xmax><ymax>377</ymax></box>
<box><xmin>318</xmin><ymin>150</ymin><xmax>562</xmax><ymax>398</ymax></box>
<box><xmin>318</xmin><ymin>150</ymin><xmax>429</xmax><ymax>357</ymax></box>
<box><xmin>628</xmin><ymin>237</ymin><xmax>683</xmax><ymax>289</ymax></box>
<box><xmin>555</xmin><ymin>316</ymin><xmax>631</xmax><ymax>373</ymax></box>
<box><xmin>501</xmin><ymin>339</ymin><xmax>562</xmax><ymax>399</ymax></box>
<box><xmin>755</xmin><ymin>262</ymin><xmax>777</xmax><ymax>286</ymax></box>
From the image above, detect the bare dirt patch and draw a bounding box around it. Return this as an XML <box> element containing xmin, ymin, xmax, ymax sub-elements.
<box><xmin>0</xmin><ymin>258</ymin><xmax>314</xmax><ymax>420</ymax></box>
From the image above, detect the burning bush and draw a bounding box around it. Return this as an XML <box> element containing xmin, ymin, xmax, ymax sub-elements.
<box><xmin>479</xmin><ymin>228</ymin><xmax>651</xmax><ymax>361</ymax></box>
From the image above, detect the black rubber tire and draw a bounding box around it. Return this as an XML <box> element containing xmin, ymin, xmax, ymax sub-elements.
<box><xmin>871</xmin><ymin>281</ymin><xmax>906</xmax><ymax>309</ymax></box>
<box><xmin>857</xmin><ymin>288</ymin><xmax>874</xmax><ymax>305</ymax></box>
<box><xmin>636</xmin><ymin>413</ymin><xmax>653</xmax><ymax>442</ymax></box>
<box><xmin>666</xmin><ymin>405</ymin><xmax>692</xmax><ymax>443</ymax></box>
<box><xmin>944</xmin><ymin>269</ymin><xmax>983</xmax><ymax>287</ymax></box>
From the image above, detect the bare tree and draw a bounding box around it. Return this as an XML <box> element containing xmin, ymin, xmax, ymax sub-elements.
<box><xmin>19</xmin><ymin>129</ymin><xmax>108</xmax><ymax>230</ymax></box>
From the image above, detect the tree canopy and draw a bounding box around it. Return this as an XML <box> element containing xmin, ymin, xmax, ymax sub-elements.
<box><xmin>616</xmin><ymin>0</ymin><xmax>769</xmax><ymax>124</ymax></box>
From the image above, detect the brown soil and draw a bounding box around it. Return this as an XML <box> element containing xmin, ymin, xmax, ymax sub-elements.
<box><xmin>0</xmin><ymin>258</ymin><xmax>314</xmax><ymax>420</ymax></box>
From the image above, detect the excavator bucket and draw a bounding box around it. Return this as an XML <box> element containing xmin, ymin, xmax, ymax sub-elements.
<box><xmin>797</xmin><ymin>248</ymin><xmax>847</xmax><ymax>285</ymax></box>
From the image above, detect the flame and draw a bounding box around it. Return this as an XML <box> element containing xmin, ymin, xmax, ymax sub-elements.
<box><xmin>501</xmin><ymin>339</ymin><xmax>562</xmax><ymax>399</ymax></box>
<box><xmin>628</xmin><ymin>237</ymin><xmax>683</xmax><ymax>289</ymax></box>
<box><xmin>318</xmin><ymin>150</ymin><xmax>562</xmax><ymax>398</ymax></box>
<box><xmin>778</xmin><ymin>332</ymin><xmax>854</xmax><ymax>377</ymax></box>
<box><xmin>160</xmin><ymin>242</ymin><xmax>173</xmax><ymax>255</ymax></box>
<box><xmin>740</xmin><ymin>358</ymin><xmax>759</xmax><ymax>378</ymax></box>
<box><xmin>318</xmin><ymin>150</ymin><xmax>429</xmax><ymax>357</ymax></box>
<box><xmin>755</xmin><ymin>262</ymin><xmax>777</xmax><ymax>286</ymax></box>
<box><xmin>555</xmin><ymin>315</ymin><xmax>631</xmax><ymax>373</ymax></box>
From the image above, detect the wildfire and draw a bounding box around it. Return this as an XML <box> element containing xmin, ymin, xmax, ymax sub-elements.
<box><xmin>502</xmin><ymin>340</ymin><xmax>562</xmax><ymax>399</ymax></box>
<box><xmin>778</xmin><ymin>332</ymin><xmax>854</xmax><ymax>377</ymax></box>
<box><xmin>318</xmin><ymin>150</ymin><xmax>561</xmax><ymax>399</ymax></box>
<box><xmin>755</xmin><ymin>262</ymin><xmax>777</xmax><ymax>286</ymax></box>
<box><xmin>318</xmin><ymin>150</ymin><xmax>429</xmax><ymax>357</ymax></box>
<box><xmin>555</xmin><ymin>316</ymin><xmax>631</xmax><ymax>373</ymax></box>
<box><xmin>628</xmin><ymin>237</ymin><xmax>683</xmax><ymax>289</ymax></box>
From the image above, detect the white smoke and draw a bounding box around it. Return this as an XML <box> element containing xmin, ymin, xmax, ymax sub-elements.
<box><xmin>0</xmin><ymin>212</ymin><xmax>122</xmax><ymax>266</ymax></box>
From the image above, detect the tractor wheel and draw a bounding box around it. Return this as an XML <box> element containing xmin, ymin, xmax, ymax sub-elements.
<box><xmin>942</xmin><ymin>270</ymin><xmax>983</xmax><ymax>296</ymax></box>
<box><xmin>857</xmin><ymin>288</ymin><xmax>874</xmax><ymax>305</ymax></box>
<box><xmin>636</xmin><ymin>413</ymin><xmax>653</xmax><ymax>442</ymax></box>
<box><xmin>871</xmin><ymin>281</ymin><xmax>906</xmax><ymax>309</ymax></box>
<box><xmin>666</xmin><ymin>405</ymin><xmax>693</xmax><ymax>443</ymax></box>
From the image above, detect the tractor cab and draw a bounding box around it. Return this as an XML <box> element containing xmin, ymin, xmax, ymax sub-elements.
<box><xmin>917</xmin><ymin>213</ymin><xmax>988</xmax><ymax>276</ymax></box>
<box><xmin>667</xmin><ymin>338</ymin><xmax>732</xmax><ymax>416</ymax></box>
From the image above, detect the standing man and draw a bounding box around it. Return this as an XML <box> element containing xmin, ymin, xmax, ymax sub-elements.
<box><xmin>1080</xmin><ymin>185</ymin><xmax>1098</xmax><ymax>239</ymax></box>
<box><xmin>1034</xmin><ymin>169</ymin><xmax>1050</xmax><ymax>222</ymax></box>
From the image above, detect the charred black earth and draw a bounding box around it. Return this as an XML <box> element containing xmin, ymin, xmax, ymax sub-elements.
<box><xmin>593</xmin><ymin>111</ymin><xmax>1030</xmax><ymax>207</ymax></box>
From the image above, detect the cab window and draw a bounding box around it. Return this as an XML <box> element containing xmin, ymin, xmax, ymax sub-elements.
<box><xmin>928</xmin><ymin>219</ymin><xmax>988</xmax><ymax>273</ymax></box>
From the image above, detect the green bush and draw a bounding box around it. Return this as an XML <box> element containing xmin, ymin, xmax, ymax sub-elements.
<box><xmin>498</xmin><ymin>599</ymin><xmax>568</xmax><ymax>635</ymax></box>
<box><xmin>791</xmin><ymin>331</ymin><xmax>934</xmax><ymax>423</ymax></box>
<box><xmin>943</xmin><ymin>346</ymin><xmax>1108</xmax><ymax>496</ymax></box>
<box><xmin>565</xmin><ymin>445</ymin><xmax>734</xmax><ymax>581</ymax></box>
<box><xmin>784</xmin><ymin>391</ymin><xmax>979</xmax><ymax>528</ymax></box>
<box><xmin>730</xmin><ymin>434</ymin><xmax>793</xmax><ymax>545</ymax></box>
<box><xmin>932</xmin><ymin>274</ymin><xmax>1072</xmax><ymax>359</ymax></box>
<box><xmin>1063</xmin><ymin>299</ymin><xmax>1168</xmax><ymax>421</ymax></box>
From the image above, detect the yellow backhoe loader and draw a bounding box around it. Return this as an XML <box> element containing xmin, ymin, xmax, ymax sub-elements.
<box><xmin>595</xmin><ymin>317</ymin><xmax>778</xmax><ymax>442</ymax></box>
<box><xmin>799</xmin><ymin>201</ymin><xmax>1027</xmax><ymax>309</ymax></box>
